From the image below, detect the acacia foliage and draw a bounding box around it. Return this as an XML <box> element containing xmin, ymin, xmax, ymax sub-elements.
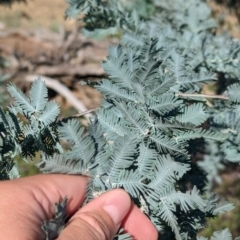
<box><xmin>1</xmin><ymin>0</ymin><xmax>240</xmax><ymax>239</ymax></box>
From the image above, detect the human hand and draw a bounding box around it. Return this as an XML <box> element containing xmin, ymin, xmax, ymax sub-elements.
<box><xmin>0</xmin><ymin>174</ymin><xmax>158</xmax><ymax>240</ymax></box>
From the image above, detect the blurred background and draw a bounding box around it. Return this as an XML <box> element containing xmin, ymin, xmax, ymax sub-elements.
<box><xmin>0</xmin><ymin>0</ymin><xmax>240</xmax><ymax>238</ymax></box>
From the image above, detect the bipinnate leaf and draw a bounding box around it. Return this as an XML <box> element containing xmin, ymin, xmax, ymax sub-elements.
<box><xmin>29</xmin><ymin>78</ymin><xmax>48</xmax><ymax>112</ymax></box>
<box><xmin>38</xmin><ymin>101</ymin><xmax>60</xmax><ymax>125</ymax></box>
<box><xmin>227</xmin><ymin>83</ymin><xmax>240</xmax><ymax>103</ymax></box>
<box><xmin>176</xmin><ymin>103</ymin><xmax>208</xmax><ymax>126</ymax></box>
<box><xmin>7</xmin><ymin>83</ymin><xmax>35</xmax><ymax>115</ymax></box>
<box><xmin>210</xmin><ymin>228</ymin><xmax>232</xmax><ymax>240</ymax></box>
<box><xmin>213</xmin><ymin>201</ymin><xmax>235</xmax><ymax>215</ymax></box>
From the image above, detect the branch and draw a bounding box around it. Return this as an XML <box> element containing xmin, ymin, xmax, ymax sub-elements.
<box><xmin>26</xmin><ymin>75</ymin><xmax>94</xmax><ymax>118</ymax></box>
<box><xmin>175</xmin><ymin>92</ymin><xmax>229</xmax><ymax>100</ymax></box>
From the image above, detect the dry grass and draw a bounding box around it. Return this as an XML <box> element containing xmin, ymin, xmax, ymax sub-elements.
<box><xmin>0</xmin><ymin>0</ymin><xmax>75</xmax><ymax>30</ymax></box>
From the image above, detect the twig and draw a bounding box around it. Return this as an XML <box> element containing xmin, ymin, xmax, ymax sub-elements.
<box><xmin>175</xmin><ymin>92</ymin><xmax>229</xmax><ymax>100</ymax></box>
<box><xmin>26</xmin><ymin>75</ymin><xmax>93</xmax><ymax>118</ymax></box>
<box><xmin>36</xmin><ymin>63</ymin><xmax>105</xmax><ymax>77</ymax></box>
<box><xmin>61</xmin><ymin>24</ymin><xmax>78</xmax><ymax>54</ymax></box>
<box><xmin>72</xmin><ymin>108</ymin><xmax>99</xmax><ymax>117</ymax></box>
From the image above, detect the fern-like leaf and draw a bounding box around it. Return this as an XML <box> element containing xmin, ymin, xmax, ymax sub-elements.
<box><xmin>38</xmin><ymin>154</ymin><xmax>90</xmax><ymax>175</ymax></box>
<box><xmin>38</xmin><ymin>101</ymin><xmax>60</xmax><ymax>125</ymax></box>
<box><xmin>176</xmin><ymin>103</ymin><xmax>208</xmax><ymax>126</ymax></box>
<box><xmin>147</xmin><ymin>74</ymin><xmax>176</xmax><ymax>96</ymax></box>
<box><xmin>97</xmin><ymin>108</ymin><xmax>126</xmax><ymax>138</ymax></box>
<box><xmin>102</xmin><ymin>47</ymin><xmax>133</xmax><ymax>90</ymax></box>
<box><xmin>29</xmin><ymin>78</ymin><xmax>48</xmax><ymax>112</ymax></box>
<box><xmin>150</xmin><ymin>131</ymin><xmax>187</xmax><ymax>156</ymax></box>
<box><xmin>149</xmin><ymin>155</ymin><xmax>190</xmax><ymax>190</ymax></box>
<box><xmin>114</xmin><ymin>101</ymin><xmax>149</xmax><ymax>136</ymax></box>
<box><xmin>174</xmin><ymin>129</ymin><xmax>229</xmax><ymax>143</ymax></box>
<box><xmin>213</xmin><ymin>201</ymin><xmax>235</xmax><ymax>215</ymax></box>
<box><xmin>171</xmin><ymin>186</ymin><xmax>206</xmax><ymax>212</ymax></box>
<box><xmin>7</xmin><ymin>84</ymin><xmax>35</xmax><ymax>115</ymax></box>
<box><xmin>178</xmin><ymin>72</ymin><xmax>216</xmax><ymax>91</ymax></box>
<box><xmin>111</xmin><ymin>169</ymin><xmax>146</xmax><ymax>198</ymax></box>
<box><xmin>210</xmin><ymin>228</ymin><xmax>232</xmax><ymax>240</ymax></box>
<box><xmin>136</xmin><ymin>141</ymin><xmax>159</xmax><ymax>176</ymax></box>
<box><xmin>59</xmin><ymin>119</ymin><xmax>95</xmax><ymax>162</ymax></box>
<box><xmin>106</xmin><ymin>137</ymin><xmax>138</xmax><ymax>181</ymax></box>
<box><xmin>136</xmin><ymin>59</ymin><xmax>160</xmax><ymax>84</ymax></box>
<box><xmin>96</xmin><ymin>79</ymin><xmax>137</xmax><ymax>103</ymax></box>
<box><xmin>227</xmin><ymin>83</ymin><xmax>240</xmax><ymax>103</ymax></box>
<box><xmin>156</xmin><ymin>188</ymin><xmax>182</xmax><ymax>240</ymax></box>
<box><xmin>168</xmin><ymin>51</ymin><xmax>185</xmax><ymax>83</ymax></box>
<box><xmin>148</xmin><ymin>93</ymin><xmax>182</xmax><ymax>115</ymax></box>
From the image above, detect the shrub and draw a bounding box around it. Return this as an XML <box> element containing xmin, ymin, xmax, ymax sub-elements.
<box><xmin>1</xmin><ymin>0</ymin><xmax>240</xmax><ymax>239</ymax></box>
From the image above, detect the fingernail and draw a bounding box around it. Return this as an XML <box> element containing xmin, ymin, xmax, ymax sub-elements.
<box><xmin>103</xmin><ymin>190</ymin><xmax>131</xmax><ymax>226</ymax></box>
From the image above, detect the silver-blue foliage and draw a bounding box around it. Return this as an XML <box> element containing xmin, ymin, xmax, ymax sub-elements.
<box><xmin>1</xmin><ymin>0</ymin><xmax>240</xmax><ymax>239</ymax></box>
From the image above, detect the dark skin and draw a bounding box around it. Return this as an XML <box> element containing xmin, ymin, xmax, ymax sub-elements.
<box><xmin>0</xmin><ymin>174</ymin><xmax>158</xmax><ymax>240</ymax></box>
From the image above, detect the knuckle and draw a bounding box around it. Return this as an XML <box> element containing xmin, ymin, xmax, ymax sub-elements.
<box><xmin>79</xmin><ymin>211</ymin><xmax>112</xmax><ymax>240</ymax></box>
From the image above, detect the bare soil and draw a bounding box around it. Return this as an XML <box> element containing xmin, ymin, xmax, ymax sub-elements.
<box><xmin>0</xmin><ymin>0</ymin><xmax>74</xmax><ymax>30</ymax></box>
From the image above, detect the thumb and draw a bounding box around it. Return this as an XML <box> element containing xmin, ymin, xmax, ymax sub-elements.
<box><xmin>57</xmin><ymin>189</ymin><xmax>131</xmax><ymax>240</ymax></box>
